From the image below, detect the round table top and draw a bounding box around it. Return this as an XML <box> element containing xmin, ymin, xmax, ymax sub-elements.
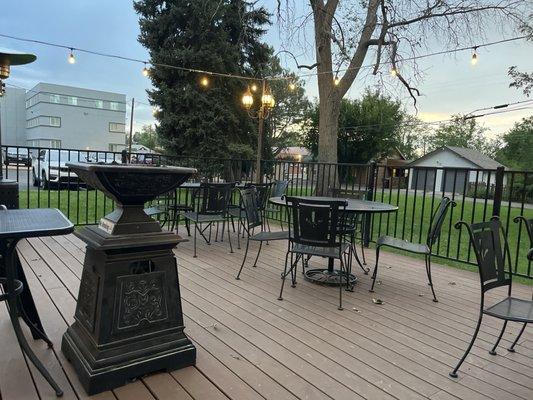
<box><xmin>268</xmin><ymin>196</ymin><xmax>398</xmax><ymax>214</ymax></box>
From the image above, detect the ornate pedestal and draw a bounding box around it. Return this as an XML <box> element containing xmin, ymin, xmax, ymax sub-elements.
<box><xmin>61</xmin><ymin>163</ymin><xmax>197</xmax><ymax>395</ymax></box>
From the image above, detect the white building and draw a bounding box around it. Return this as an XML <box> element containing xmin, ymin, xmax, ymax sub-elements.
<box><xmin>407</xmin><ymin>146</ymin><xmax>506</xmax><ymax>194</ymax></box>
<box><xmin>0</xmin><ymin>83</ymin><xmax>127</xmax><ymax>151</ymax></box>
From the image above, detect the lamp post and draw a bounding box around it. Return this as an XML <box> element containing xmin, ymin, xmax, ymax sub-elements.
<box><xmin>0</xmin><ymin>51</ymin><xmax>36</xmax><ymax>208</ymax></box>
<box><xmin>242</xmin><ymin>78</ymin><xmax>275</xmax><ymax>183</ymax></box>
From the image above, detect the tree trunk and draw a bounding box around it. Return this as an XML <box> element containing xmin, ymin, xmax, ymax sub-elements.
<box><xmin>316</xmin><ymin>94</ymin><xmax>340</xmax><ymax>195</ymax></box>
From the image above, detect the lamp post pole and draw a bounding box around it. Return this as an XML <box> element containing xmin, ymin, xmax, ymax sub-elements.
<box><xmin>255</xmin><ymin>79</ymin><xmax>266</xmax><ymax>183</ymax></box>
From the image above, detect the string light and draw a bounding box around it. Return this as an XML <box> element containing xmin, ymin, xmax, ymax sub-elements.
<box><xmin>288</xmin><ymin>82</ymin><xmax>296</xmax><ymax>91</ymax></box>
<box><xmin>471</xmin><ymin>47</ymin><xmax>478</xmax><ymax>66</ymax></box>
<box><xmin>0</xmin><ymin>32</ymin><xmax>526</xmax><ymax>83</ymax></box>
<box><xmin>250</xmin><ymin>83</ymin><xmax>258</xmax><ymax>92</ymax></box>
<box><xmin>200</xmin><ymin>76</ymin><xmax>209</xmax><ymax>87</ymax></box>
<box><xmin>142</xmin><ymin>63</ymin><xmax>149</xmax><ymax>76</ymax></box>
<box><xmin>68</xmin><ymin>48</ymin><xmax>76</xmax><ymax>64</ymax></box>
<box><xmin>333</xmin><ymin>76</ymin><xmax>340</xmax><ymax>86</ymax></box>
<box><xmin>390</xmin><ymin>67</ymin><xmax>398</xmax><ymax>77</ymax></box>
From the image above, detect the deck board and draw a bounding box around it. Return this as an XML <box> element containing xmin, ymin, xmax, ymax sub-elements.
<box><xmin>0</xmin><ymin>229</ymin><xmax>531</xmax><ymax>400</ymax></box>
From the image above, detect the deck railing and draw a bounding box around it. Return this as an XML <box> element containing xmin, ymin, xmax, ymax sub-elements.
<box><xmin>2</xmin><ymin>145</ymin><xmax>532</xmax><ymax>279</ymax></box>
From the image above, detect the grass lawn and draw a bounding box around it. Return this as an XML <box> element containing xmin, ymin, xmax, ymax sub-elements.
<box><xmin>19</xmin><ymin>187</ymin><xmax>532</xmax><ymax>283</ymax></box>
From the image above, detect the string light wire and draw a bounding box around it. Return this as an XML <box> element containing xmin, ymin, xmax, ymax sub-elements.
<box><xmin>0</xmin><ymin>32</ymin><xmax>527</xmax><ymax>82</ymax></box>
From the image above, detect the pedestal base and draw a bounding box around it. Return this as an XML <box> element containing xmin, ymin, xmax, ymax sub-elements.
<box><xmin>62</xmin><ymin>226</ymin><xmax>196</xmax><ymax>395</ymax></box>
<box><xmin>62</xmin><ymin>327</ymin><xmax>195</xmax><ymax>395</ymax></box>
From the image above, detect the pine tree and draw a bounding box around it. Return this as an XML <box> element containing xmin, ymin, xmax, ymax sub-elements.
<box><xmin>134</xmin><ymin>0</ymin><xmax>270</xmax><ymax>159</ymax></box>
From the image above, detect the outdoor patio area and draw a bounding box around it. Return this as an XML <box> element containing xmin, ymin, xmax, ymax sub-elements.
<box><xmin>2</xmin><ymin>228</ymin><xmax>531</xmax><ymax>400</ymax></box>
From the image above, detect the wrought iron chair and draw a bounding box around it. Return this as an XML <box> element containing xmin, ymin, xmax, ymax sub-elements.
<box><xmin>143</xmin><ymin>189</ymin><xmax>193</xmax><ymax>235</ymax></box>
<box><xmin>505</xmin><ymin>215</ymin><xmax>533</xmax><ymax>353</ymax></box>
<box><xmin>370</xmin><ymin>197</ymin><xmax>456</xmax><ymax>302</ymax></box>
<box><xmin>265</xmin><ymin>180</ymin><xmax>290</xmax><ymax>230</ymax></box>
<box><xmin>450</xmin><ymin>218</ymin><xmax>533</xmax><ymax>378</ymax></box>
<box><xmin>329</xmin><ymin>188</ymin><xmax>368</xmax><ymax>273</ymax></box>
<box><xmin>182</xmin><ymin>182</ymin><xmax>235</xmax><ymax>257</ymax></box>
<box><xmin>229</xmin><ymin>182</ymin><xmax>272</xmax><ymax>248</ymax></box>
<box><xmin>235</xmin><ymin>187</ymin><xmax>289</xmax><ymax>280</ymax></box>
<box><xmin>279</xmin><ymin>196</ymin><xmax>353</xmax><ymax>310</ymax></box>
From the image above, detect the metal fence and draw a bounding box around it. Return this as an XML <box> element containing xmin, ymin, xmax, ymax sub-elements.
<box><xmin>2</xmin><ymin>144</ymin><xmax>532</xmax><ymax>279</ymax></box>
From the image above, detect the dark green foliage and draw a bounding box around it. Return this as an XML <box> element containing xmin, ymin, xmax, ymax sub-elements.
<box><xmin>134</xmin><ymin>0</ymin><xmax>271</xmax><ymax>159</ymax></box>
<box><xmin>496</xmin><ymin>116</ymin><xmax>533</xmax><ymax>171</ymax></box>
<box><xmin>303</xmin><ymin>90</ymin><xmax>404</xmax><ymax>164</ymax></box>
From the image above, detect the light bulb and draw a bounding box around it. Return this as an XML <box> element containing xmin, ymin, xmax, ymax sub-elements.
<box><xmin>333</xmin><ymin>76</ymin><xmax>340</xmax><ymax>86</ymax></box>
<box><xmin>288</xmin><ymin>82</ymin><xmax>296</xmax><ymax>91</ymax></box>
<box><xmin>242</xmin><ymin>87</ymin><xmax>254</xmax><ymax>109</ymax></box>
<box><xmin>471</xmin><ymin>51</ymin><xmax>478</xmax><ymax>66</ymax></box>
<box><xmin>68</xmin><ymin>49</ymin><xmax>76</xmax><ymax>64</ymax></box>
<box><xmin>142</xmin><ymin>63</ymin><xmax>149</xmax><ymax>76</ymax></box>
<box><xmin>200</xmin><ymin>76</ymin><xmax>209</xmax><ymax>87</ymax></box>
<box><xmin>390</xmin><ymin>68</ymin><xmax>398</xmax><ymax>77</ymax></box>
<box><xmin>251</xmin><ymin>83</ymin><xmax>258</xmax><ymax>92</ymax></box>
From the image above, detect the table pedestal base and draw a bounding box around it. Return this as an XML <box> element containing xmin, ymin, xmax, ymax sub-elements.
<box><xmin>304</xmin><ymin>268</ymin><xmax>357</xmax><ymax>287</ymax></box>
<box><xmin>61</xmin><ymin>226</ymin><xmax>196</xmax><ymax>395</ymax></box>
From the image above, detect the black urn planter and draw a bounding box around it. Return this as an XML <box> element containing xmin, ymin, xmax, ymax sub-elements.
<box><xmin>61</xmin><ymin>163</ymin><xmax>197</xmax><ymax>395</ymax></box>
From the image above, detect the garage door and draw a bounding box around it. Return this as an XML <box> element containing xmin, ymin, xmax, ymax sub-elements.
<box><xmin>441</xmin><ymin>169</ymin><xmax>468</xmax><ymax>194</ymax></box>
<box><xmin>411</xmin><ymin>169</ymin><xmax>436</xmax><ymax>191</ymax></box>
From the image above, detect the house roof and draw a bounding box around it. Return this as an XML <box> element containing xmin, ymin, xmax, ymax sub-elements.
<box><xmin>407</xmin><ymin>146</ymin><xmax>506</xmax><ymax>170</ymax></box>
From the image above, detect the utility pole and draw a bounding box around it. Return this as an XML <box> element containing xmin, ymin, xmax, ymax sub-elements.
<box><xmin>128</xmin><ymin>98</ymin><xmax>134</xmax><ymax>162</ymax></box>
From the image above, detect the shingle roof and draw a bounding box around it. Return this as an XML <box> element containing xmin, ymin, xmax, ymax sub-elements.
<box><xmin>444</xmin><ymin>146</ymin><xmax>505</xmax><ymax>169</ymax></box>
<box><xmin>406</xmin><ymin>146</ymin><xmax>506</xmax><ymax>170</ymax></box>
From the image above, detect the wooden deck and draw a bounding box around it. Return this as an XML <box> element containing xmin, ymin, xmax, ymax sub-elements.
<box><xmin>1</xmin><ymin>229</ymin><xmax>532</xmax><ymax>400</ymax></box>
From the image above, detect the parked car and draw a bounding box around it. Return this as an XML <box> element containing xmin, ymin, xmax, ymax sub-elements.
<box><xmin>32</xmin><ymin>149</ymin><xmax>89</xmax><ymax>188</ymax></box>
<box><xmin>3</xmin><ymin>147</ymin><xmax>31</xmax><ymax>167</ymax></box>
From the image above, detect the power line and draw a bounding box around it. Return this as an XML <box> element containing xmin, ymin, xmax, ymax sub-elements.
<box><xmin>0</xmin><ymin>32</ymin><xmax>528</xmax><ymax>82</ymax></box>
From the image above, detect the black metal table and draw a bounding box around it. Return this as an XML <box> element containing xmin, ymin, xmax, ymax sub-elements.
<box><xmin>269</xmin><ymin>196</ymin><xmax>398</xmax><ymax>285</ymax></box>
<box><xmin>0</xmin><ymin>208</ymin><xmax>74</xmax><ymax>396</ymax></box>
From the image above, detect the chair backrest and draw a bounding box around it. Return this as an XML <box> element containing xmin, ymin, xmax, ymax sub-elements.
<box><xmin>244</xmin><ymin>182</ymin><xmax>272</xmax><ymax>211</ymax></box>
<box><xmin>285</xmin><ymin>196</ymin><xmax>347</xmax><ymax>248</ymax></box>
<box><xmin>329</xmin><ymin>188</ymin><xmax>364</xmax><ymax>227</ymax></box>
<box><xmin>514</xmin><ymin>216</ymin><xmax>533</xmax><ymax>245</ymax></box>
<box><xmin>456</xmin><ymin>218</ymin><xmax>512</xmax><ymax>293</ymax></box>
<box><xmin>192</xmin><ymin>182</ymin><xmax>235</xmax><ymax>215</ymax></box>
<box><xmin>239</xmin><ymin>187</ymin><xmax>263</xmax><ymax>230</ymax></box>
<box><xmin>270</xmin><ymin>180</ymin><xmax>289</xmax><ymax>197</ymax></box>
<box><xmin>427</xmin><ymin>197</ymin><xmax>455</xmax><ymax>247</ymax></box>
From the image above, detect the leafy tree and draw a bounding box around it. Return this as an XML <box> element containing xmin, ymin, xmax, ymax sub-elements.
<box><xmin>426</xmin><ymin>115</ymin><xmax>499</xmax><ymax>157</ymax></box>
<box><xmin>134</xmin><ymin>0</ymin><xmax>270</xmax><ymax>159</ymax></box>
<box><xmin>496</xmin><ymin>116</ymin><xmax>533</xmax><ymax>170</ymax></box>
<box><xmin>509</xmin><ymin>19</ymin><xmax>533</xmax><ymax>97</ymax></box>
<box><xmin>133</xmin><ymin>125</ymin><xmax>158</xmax><ymax>150</ymax></box>
<box><xmin>276</xmin><ymin>0</ymin><xmax>526</xmax><ymax>193</ymax></box>
<box><xmin>397</xmin><ymin>116</ymin><xmax>428</xmax><ymax>159</ymax></box>
<box><xmin>303</xmin><ymin>90</ymin><xmax>404</xmax><ymax>164</ymax></box>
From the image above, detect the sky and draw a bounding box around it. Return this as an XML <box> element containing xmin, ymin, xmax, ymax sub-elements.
<box><xmin>1</xmin><ymin>0</ymin><xmax>532</xmax><ymax>138</ymax></box>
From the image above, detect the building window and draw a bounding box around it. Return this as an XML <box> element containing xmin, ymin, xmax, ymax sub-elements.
<box><xmin>68</xmin><ymin>96</ymin><xmax>78</xmax><ymax>106</ymax></box>
<box><xmin>109</xmin><ymin>122</ymin><xmax>126</xmax><ymax>133</ymax></box>
<box><xmin>95</xmin><ymin>100</ymin><xmax>104</xmax><ymax>109</ymax></box>
<box><xmin>25</xmin><ymin>95</ymin><xmax>39</xmax><ymax>108</ymax></box>
<box><xmin>49</xmin><ymin>116</ymin><xmax>61</xmax><ymax>127</ymax></box>
<box><xmin>50</xmin><ymin>94</ymin><xmax>61</xmax><ymax>103</ymax></box>
<box><xmin>27</xmin><ymin>117</ymin><xmax>39</xmax><ymax>128</ymax></box>
<box><xmin>109</xmin><ymin>102</ymin><xmax>119</xmax><ymax>111</ymax></box>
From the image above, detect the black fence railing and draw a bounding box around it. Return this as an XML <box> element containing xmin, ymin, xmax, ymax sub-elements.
<box><xmin>2</xmin><ymin>145</ymin><xmax>532</xmax><ymax>279</ymax></box>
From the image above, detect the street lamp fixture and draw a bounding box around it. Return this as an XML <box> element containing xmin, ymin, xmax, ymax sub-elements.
<box><xmin>241</xmin><ymin>79</ymin><xmax>275</xmax><ymax>183</ymax></box>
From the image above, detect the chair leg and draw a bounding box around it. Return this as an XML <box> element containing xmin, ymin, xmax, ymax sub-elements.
<box><xmin>227</xmin><ymin>219</ymin><xmax>233</xmax><ymax>253</ymax></box>
<box><xmin>450</xmin><ymin>311</ymin><xmax>484</xmax><ymax>378</ymax></box>
<box><xmin>338</xmin><ymin>258</ymin><xmax>344</xmax><ymax>310</ymax></box>
<box><xmin>185</xmin><ymin>218</ymin><xmax>191</xmax><ymax>236</ymax></box>
<box><xmin>193</xmin><ymin>222</ymin><xmax>198</xmax><ymax>258</ymax></box>
<box><xmin>426</xmin><ymin>254</ymin><xmax>438</xmax><ymax>303</ymax></box>
<box><xmin>508</xmin><ymin>323</ymin><xmax>527</xmax><ymax>352</ymax></box>
<box><xmin>360</xmin><ymin>241</ymin><xmax>367</xmax><ymax>265</ymax></box>
<box><xmin>236</xmin><ymin>217</ymin><xmax>241</xmax><ymax>250</ymax></box>
<box><xmin>252</xmin><ymin>241</ymin><xmax>263</xmax><ymax>267</ymax></box>
<box><xmin>236</xmin><ymin>237</ymin><xmax>250</xmax><ymax>280</ymax></box>
<box><xmin>489</xmin><ymin>320</ymin><xmax>508</xmax><ymax>355</ymax></box>
<box><xmin>369</xmin><ymin>246</ymin><xmax>381</xmax><ymax>292</ymax></box>
<box><xmin>278</xmin><ymin>251</ymin><xmax>291</xmax><ymax>300</ymax></box>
